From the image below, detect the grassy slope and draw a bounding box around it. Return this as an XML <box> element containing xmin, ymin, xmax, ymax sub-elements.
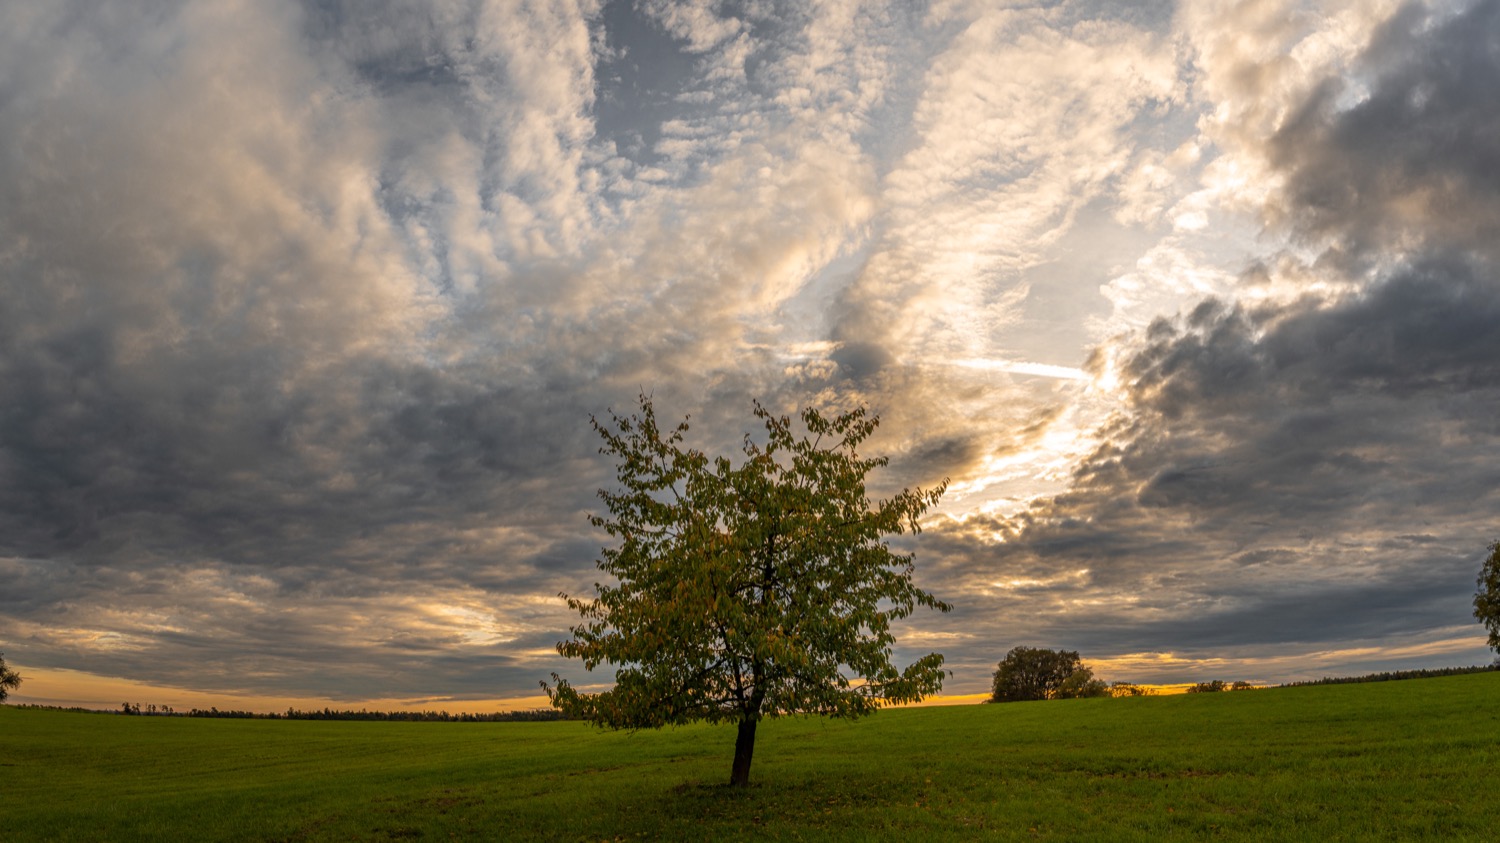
<box><xmin>5</xmin><ymin>672</ymin><xmax>1499</xmax><ymax>841</ymax></box>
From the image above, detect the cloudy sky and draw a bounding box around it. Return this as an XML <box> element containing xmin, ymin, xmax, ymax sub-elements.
<box><xmin>3</xmin><ymin>0</ymin><xmax>1498</xmax><ymax>711</ymax></box>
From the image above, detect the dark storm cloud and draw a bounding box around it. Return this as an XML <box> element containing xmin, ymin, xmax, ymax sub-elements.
<box><xmin>830</xmin><ymin>340</ymin><xmax>894</xmax><ymax>381</ymax></box>
<box><xmin>0</xmin><ymin>0</ymin><xmax>898</xmax><ymax>699</ymax></box>
<box><xmin>1269</xmin><ymin>0</ymin><xmax>1500</xmax><ymax>261</ymax></box>
<box><xmin>987</xmin><ymin>263</ymin><xmax>1500</xmax><ymax>563</ymax></box>
<box><xmin>920</xmin><ymin>0</ymin><xmax>1500</xmax><ymax>684</ymax></box>
<box><xmin>0</xmin><ymin>0</ymin><xmax>634</xmax><ymax>700</ymax></box>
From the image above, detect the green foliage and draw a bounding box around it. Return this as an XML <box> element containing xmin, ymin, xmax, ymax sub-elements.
<box><xmin>544</xmin><ymin>395</ymin><xmax>951</xmax><ymax>784</ymax></box>
<box><xmin>1109</xmin><ymin>681</ymin><xmax>1154</xmax><ymax>697</ymax></box>
<box><xmin>989</xmin><ymin>646</ymin><xmax>1101</xmax><ymax>702</ymax></box>
<box><xmin>0</xmin><ymin>652</ymin><xmax>21</xmax><ymax>702</ymax></box>
<box><xmin>1056</xmin><ymin>669</ymin><xmax>1110</xmax><ymax>699</ymax></box>
<box><xmin>8</xmin><ymin>673</ymin><xmax>1500</xmax><ymax>840</ymax></box>
<box><xmin>1474</xmin><ymin>540</ymin><xmax>1500</xmax><ymax>654</ymax></box>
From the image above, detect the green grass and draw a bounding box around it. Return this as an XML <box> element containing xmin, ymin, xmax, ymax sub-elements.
<box><xmin>6</xmin><ymin>672</ymin><xmax>1500</xmax><ymax>841</ymax></box>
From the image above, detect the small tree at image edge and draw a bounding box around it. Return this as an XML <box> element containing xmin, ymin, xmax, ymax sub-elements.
<box><xmin>1474</xmin><ymin>540</ymin><xmax>1500</xmax><ymax>655</ymax></box>
<box><xmin>0</xmin><ymin>653</ymin><xmax>22</xmax><ymax>702</ymax></box>
<box><xmin>543</xmin><ymin>396</ymin><xmax>952</xmax><ymax>786</ymax></box>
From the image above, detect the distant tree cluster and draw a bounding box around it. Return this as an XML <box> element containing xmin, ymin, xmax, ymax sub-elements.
<box><xmin>988</xmin><ymin>647</ymin><xmax>1111</xmax><ymax>702</ymax></box>
<box><xmin>183</xmin><ymin>707</ymin><xmax>257</xmax><ymax>719</ymax></box>
<box><xmin>119</xmin><ymin>702</ymin><xmax>176</xmax><ymax>715</ymax></box>
<box><xmin>986</xmin><ymin>648</ymin><xmax>1166</xmax><ymax>702</ymax></box>
<box><xmin>1184</xmin><ymin>680</ymin><xmax>1257</xmax><ymax>693</ymax></box>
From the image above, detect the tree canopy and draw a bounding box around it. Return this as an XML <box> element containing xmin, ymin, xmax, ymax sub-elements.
<box><xmin>989</xmin><ymin>646</ymin><xmax>1106</xmax><ymax>702</ymax></box>
<box><xmin>543</xmin><ymin>396</ymin><xmax>951</xmax><ymax>786</ymax></box>
<box><xmin>0</xmin><ymin>653</ymin><xmax>21</xmax><ymax>702</ymax></box>
<box><xmin>1474</xmin><ymin>540</ymin><xmax>1500</xmax><ymax>654</ymax></box>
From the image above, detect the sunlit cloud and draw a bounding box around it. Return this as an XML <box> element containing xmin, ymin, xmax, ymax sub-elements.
<box><xmin>951</xmin><ymin>359</ymin><xmax>1089</xmax><ymax>381</ymax></box>
<box><xmin>2</xmin><ymin>0</ymin><xmax>1497</xmax><ymax>709</ymax></box>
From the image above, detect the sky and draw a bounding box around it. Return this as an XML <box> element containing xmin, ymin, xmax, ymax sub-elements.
<box><xmin>3</xmin><ymin>0</ymin><xmax>1498</xmax><ymax>712</ymax></box>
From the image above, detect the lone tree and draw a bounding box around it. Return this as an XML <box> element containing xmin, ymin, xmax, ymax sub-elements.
<box><xmin>989</xmin><ymin>646</ymin><xmax>1105</xmax><ymax>702</ymax></box>
<box><xmin>1474</xmin><ymin>540</ymin><xmax>1500</xmax><ymax>655</ymax></box>
<box><xmin>0</xmin><ymin>653</ymin><xmax>21</xmax><ymax>702</ymax></box>
<box><xmin>543</xmin><ymin>396</ymin><xmax>952</xmax><ymax>786</ymax></box>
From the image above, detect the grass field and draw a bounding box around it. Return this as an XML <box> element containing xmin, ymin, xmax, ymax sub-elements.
<box><xmin>5</xmin><ymin>672</ymin><xmax>1500</xmax><ymax>841</ymax></box>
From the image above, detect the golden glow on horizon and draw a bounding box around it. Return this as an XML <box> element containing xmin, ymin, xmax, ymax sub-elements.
<box><xmin>896</xmin><ymin>692</ymin><xmax>992</xmax><ymax>707</ymax></box>
<box><xmin>6</xmin><ymin>665</ymin><xmax>553</xmax><ymax>715</ymax></box>
<box><xmin>3</xmin><ymin>670</ymin><xmax>1044</xmax><ymax>713</ymax></box>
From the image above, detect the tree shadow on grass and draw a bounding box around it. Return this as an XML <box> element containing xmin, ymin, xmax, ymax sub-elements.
<box><xmin>656</xmin><ymin>772</ymin><xmax>913</xmax><ymax>836</ymax></box>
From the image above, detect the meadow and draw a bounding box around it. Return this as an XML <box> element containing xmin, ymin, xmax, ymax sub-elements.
<box><xmin>5</xmin><ymin>672</ymin><xmax>1499</xmax><ymax>841</ymax></box>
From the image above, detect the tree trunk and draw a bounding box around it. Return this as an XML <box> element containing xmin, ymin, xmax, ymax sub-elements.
<box><xmin>730</xmin><ymin>717</ymin><xmax>757</xmax><ymax>787</ymax></box>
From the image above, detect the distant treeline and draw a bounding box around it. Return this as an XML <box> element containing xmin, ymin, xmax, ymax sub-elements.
<box><xmin>183</xmin><ymin>706</ymin><xmax>569</xmax><ymax>721</ymax></box>
<box><xmin>17</xmin><ymin>703</ymin><xmax>568</xmax><ymax>722</ymax></box>
<box><xmin>240</xmin><ymin>707</ymin><xmax>568</xmax><ymax>722</ymax></box>
<box><xmin>1184</xmin><ymin>680</ymin><xmax>1257</xmax><ymax>693</ymax></box>
<box><xmin>1280</xmin><ymin>664</ymin><xmax>1499</xmax><ymax>687</ymax></box>
<box><xmin>14</xmin><ymin>665</ymin><xmax>1499</xmax><ymax>720</ymax></box>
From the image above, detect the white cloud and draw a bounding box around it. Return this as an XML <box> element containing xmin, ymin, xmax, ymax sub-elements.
<box><xmin>840</xmin><ymin>4</ymin><xmax>1183</xmax><ymax>365</ymax></box>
